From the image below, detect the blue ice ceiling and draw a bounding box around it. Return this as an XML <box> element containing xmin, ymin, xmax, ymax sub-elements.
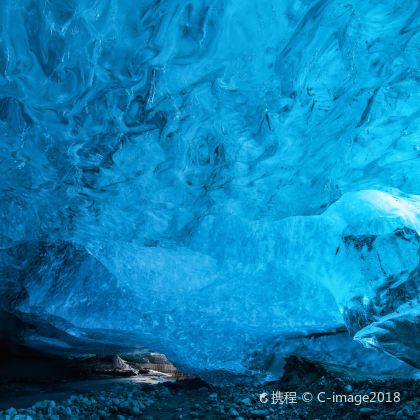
<box><xmin>0</xmin><ymin>0</ymin><xmax>419</xmax><ymax>376</ymax></box>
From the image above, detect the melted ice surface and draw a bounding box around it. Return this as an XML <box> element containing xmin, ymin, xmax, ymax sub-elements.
<box><xmin>1</xmin><ymin>0</ymin><xmax>419</xmax><ymax>375</ymax></box>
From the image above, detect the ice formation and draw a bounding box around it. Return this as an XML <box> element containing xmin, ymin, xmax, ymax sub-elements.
<box><xmin>0</xmin><ymin>0</ymin><xmax>419</xmax><ymax>377</ymax></box>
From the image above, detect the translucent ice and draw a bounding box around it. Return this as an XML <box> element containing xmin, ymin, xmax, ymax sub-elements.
<box><xmin>0</xmin><ymin>0</ymin><xmax>419</xmax><ymax>376</ymax></box>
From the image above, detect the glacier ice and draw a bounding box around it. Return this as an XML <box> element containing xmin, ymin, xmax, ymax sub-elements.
<box><xmin>0</xmin><ymin>0</ymin><xmax>419</xmax><ymax>378</ymax></box>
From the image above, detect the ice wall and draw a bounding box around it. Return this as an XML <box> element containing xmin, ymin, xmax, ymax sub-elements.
<box><xmin>0</xmin><ymin>0</ymin><xmax>419</xmax><ymax>375</ymax></box>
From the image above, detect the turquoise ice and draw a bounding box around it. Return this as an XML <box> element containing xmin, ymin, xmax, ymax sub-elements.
<box><xmin>0</xmin><ymin>0</ymin><xmax>419</xmax><ymax>376</ymax></box>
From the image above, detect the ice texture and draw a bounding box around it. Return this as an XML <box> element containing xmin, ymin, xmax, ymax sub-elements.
<box><xmin>0</xmin><ymin>0</ymin><xmax>419</xmax><ymax>376</ymax></box>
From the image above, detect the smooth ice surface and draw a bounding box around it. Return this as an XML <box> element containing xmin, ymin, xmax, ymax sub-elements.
<box><xmin>0</xmin><ymin>0</ymin><xmax>419</xmax><ymax>376</ymax></box>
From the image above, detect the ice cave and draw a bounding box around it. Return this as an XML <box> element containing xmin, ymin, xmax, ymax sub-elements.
<box><xmin>0</xmin><ymin>0</ymin><xmax>419</xmax><ymax>418</ymax></box>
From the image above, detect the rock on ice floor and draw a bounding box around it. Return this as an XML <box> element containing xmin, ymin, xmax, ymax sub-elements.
<box><xmin>1</xmin><ymin>357</ymin><xmax>418</xmax><ymax>420</ymax></box>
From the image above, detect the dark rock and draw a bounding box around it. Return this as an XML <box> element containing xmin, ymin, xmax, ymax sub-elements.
<box><xmin>229</xmin><ymin>407</ymin><xmax>240</xmax><ymax>416</ymax></box>
<box><xmin>208</xmin><ymin>392</ymin><xmax>218</xmax><ymax>402</ymax></box>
